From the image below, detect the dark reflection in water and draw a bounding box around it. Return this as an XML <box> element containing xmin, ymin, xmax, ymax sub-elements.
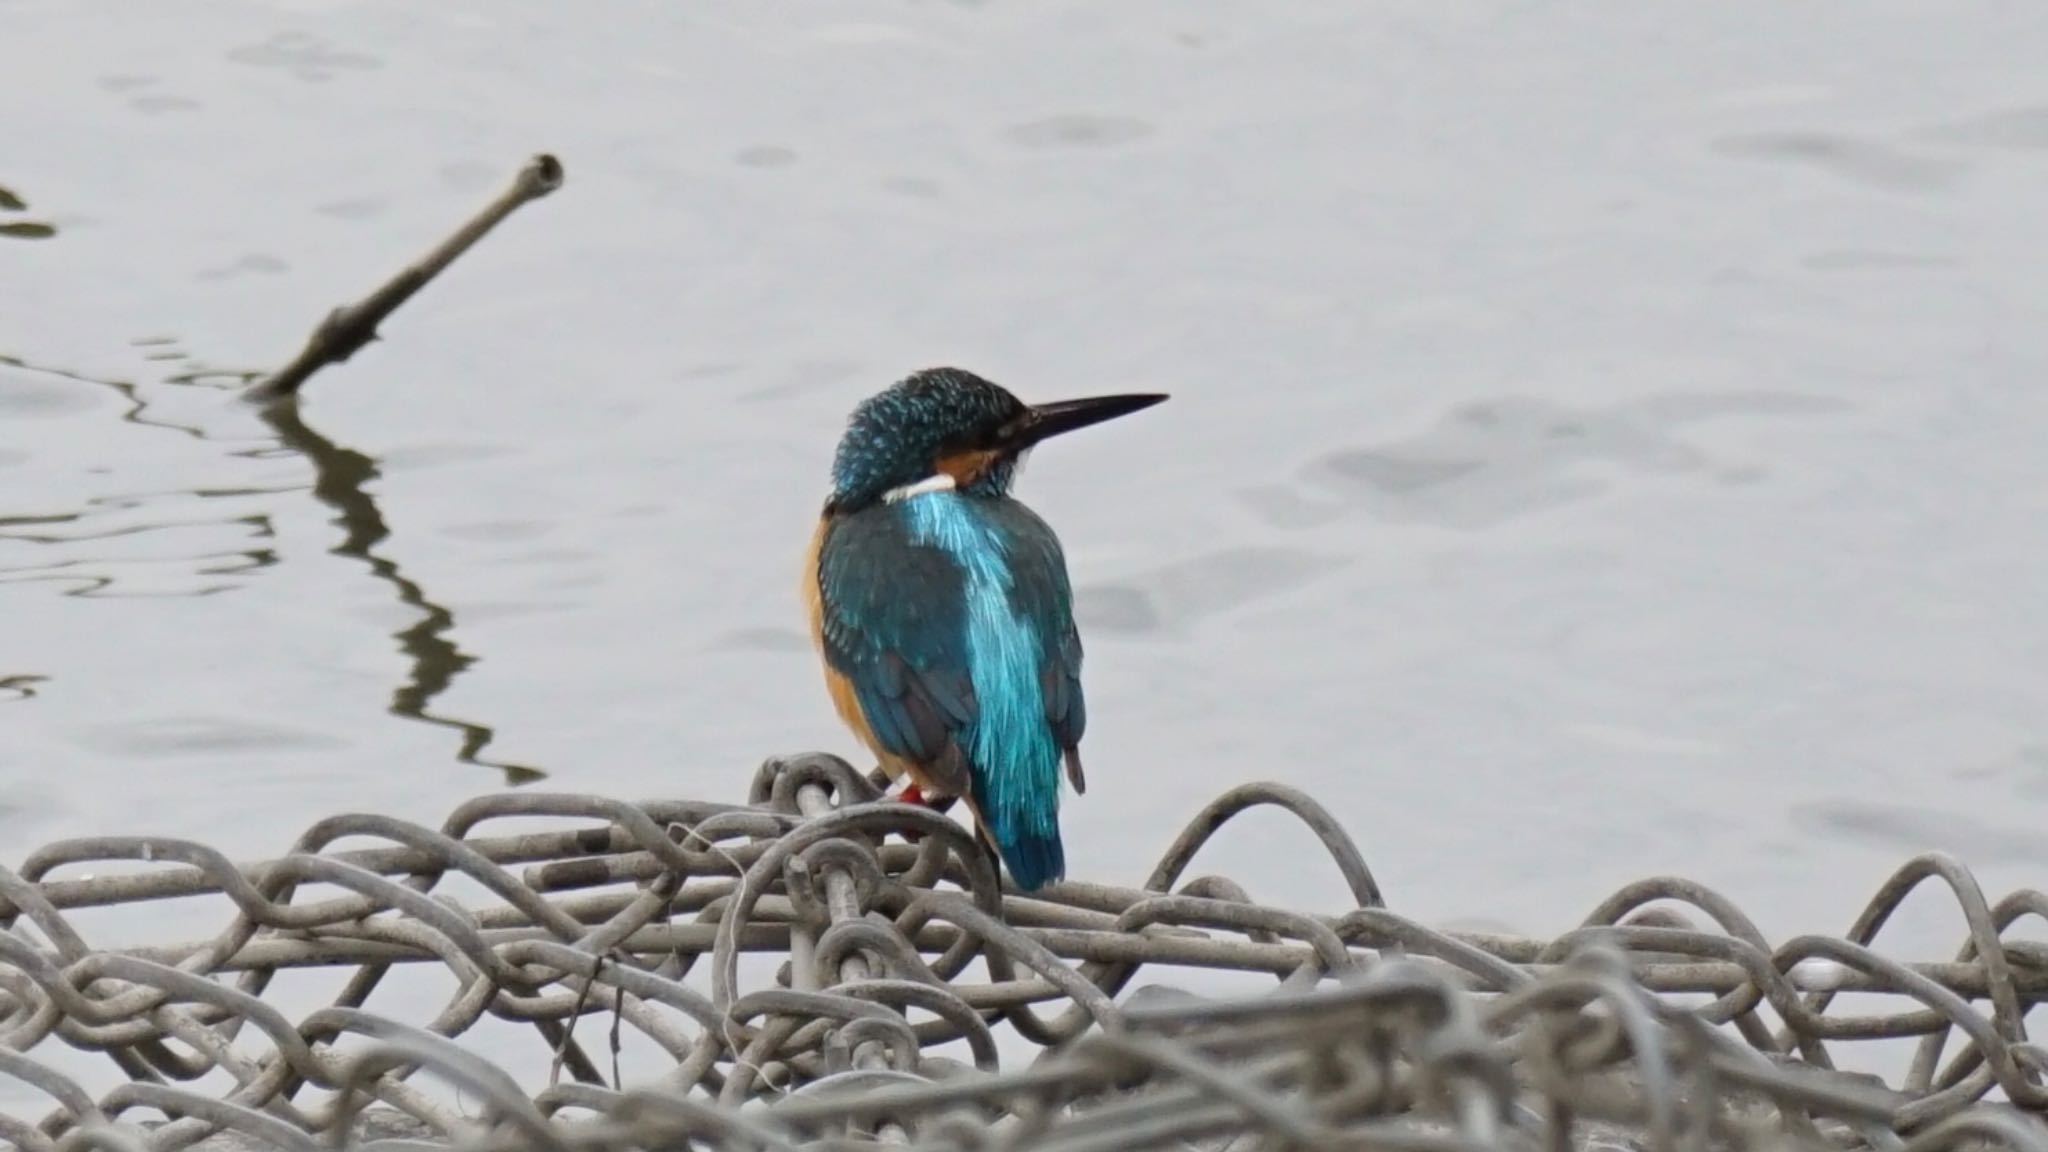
<box><xmin>0</xmin><ymin>180</ymin><xmax>58</xmax><ymax>240</ymax></box>
<box><xmin>0</xmin><ymin>675</ymin><xmax>48</xmax><ymax>702</ymax></box>
<box><xmin>1</xmin><ymin>349</ymin><xmax>542</xmax><ymax>784</ymax></box>
<box><xmin>251</xmin><ymin>391</ymin><xmax>545</xmax><ymax>785</ymax></box>
<box><xmin>0</xmin><ymin>353</ymin><xmax>278</xmax><ymax>598</ymax></box>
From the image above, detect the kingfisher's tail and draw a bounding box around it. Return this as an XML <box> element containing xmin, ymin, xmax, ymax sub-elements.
<box><xmin>970</xmin><ymin>797</ymin><xmax>1065</xmax><ymax>892</ymax></box>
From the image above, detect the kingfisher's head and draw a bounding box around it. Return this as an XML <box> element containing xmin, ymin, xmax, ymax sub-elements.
<box><xmin>823</xmin><ymin>367</ymin><xmax>1167</xmax><ymax>515</ymax></box>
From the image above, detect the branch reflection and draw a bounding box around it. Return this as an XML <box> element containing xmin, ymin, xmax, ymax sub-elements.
<box><xmin>255</xmin><ymin>395</ymin><xmax>545</xmax><ymax>786</ymax></box>
<box><xmin>5</xmin><ymin>345</ymin><xmax>544</xmax><ymax>783</ymax></box>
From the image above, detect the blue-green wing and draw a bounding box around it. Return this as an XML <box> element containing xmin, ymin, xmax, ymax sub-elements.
<box><xmin>982</xmin><ymin>501</ymin><xmax>1089</xmax><ymax>792</ymax></box>
<box><xmin>816</xmin><ymin>506</ymin><xmax>979</xmax><ymax>795</ymax></box>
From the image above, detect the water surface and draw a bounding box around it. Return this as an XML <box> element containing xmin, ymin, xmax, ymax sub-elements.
<box><xmin>5</xmin><ymin>2</ymin><xmax>2048</xmax><ymax>974</ymax></box>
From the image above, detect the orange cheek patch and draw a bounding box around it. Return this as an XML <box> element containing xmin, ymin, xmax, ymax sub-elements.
<box><xmin>935</xmin><ymin>448</ymin><xmax>1001</xmax><ymax>486</ymax></box>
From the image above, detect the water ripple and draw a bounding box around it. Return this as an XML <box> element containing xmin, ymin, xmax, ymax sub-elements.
<box><xmin>1242</xmin><ymin>391</ymin><xmax>1851</xmax><ymax>531</ymax></box>
<box><xmin>0</xmin><ymin>345</ymin><xmax>541</xmax><ymax>784</ymax></box>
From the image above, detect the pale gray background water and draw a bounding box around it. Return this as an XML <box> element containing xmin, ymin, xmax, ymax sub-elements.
<box><xmin>6</xmin><ymin>0</ymin><xmax>2048</xmax><ymax>966</ymax></box>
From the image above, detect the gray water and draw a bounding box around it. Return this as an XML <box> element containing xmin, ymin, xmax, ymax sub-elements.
<box><xmin>6</xmin><ymin>1</ymin><xmax>2048</xmax><ymax>959</ymax></box>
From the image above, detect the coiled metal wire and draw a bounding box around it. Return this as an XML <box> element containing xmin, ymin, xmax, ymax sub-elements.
<box><xmin>0</xmin><ymin>752</ymin><xmax>2044</xmax><ymax>1152</ymax></box>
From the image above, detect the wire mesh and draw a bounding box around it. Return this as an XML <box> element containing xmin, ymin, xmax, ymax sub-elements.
<box><xmin>1</xmin><ymin>752</ymin><xmax>2045</xmax><ymax>1152</ymax></box>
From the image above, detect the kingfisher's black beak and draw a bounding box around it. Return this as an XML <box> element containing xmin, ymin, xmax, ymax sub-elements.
<box><xmin>1002</xmin><ymin>393</ymin><xmax>1169</xmax><ymax>451</ymax></box>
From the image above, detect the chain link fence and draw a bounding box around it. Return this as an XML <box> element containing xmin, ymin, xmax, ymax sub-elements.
<box><xmin>1</xmin><ymin>752</ymin><xmax>2045</xmax><ymax>1151</ymax></box>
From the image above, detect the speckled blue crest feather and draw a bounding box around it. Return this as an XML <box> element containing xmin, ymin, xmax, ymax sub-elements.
<box><xmin>829</xmin><ymin>368</ymin><xmax>1026</xmax><ymax>509</ymax></box>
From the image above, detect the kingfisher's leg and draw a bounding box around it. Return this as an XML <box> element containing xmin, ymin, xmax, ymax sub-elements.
<box><xmin>865</xmin><ymin>763</ymin><xmax>935</xmax><ymax>806</ymax></box>
<box><xmin>880</xmin><ymin>767</ymin><xmax>964</xmax><ymax>846</ymax></box>
<box><xmin>899</xmin><ymin>785</ymin><xmax>963</xmax><ymax>815</ymax></box>
<box><xmin>882</xmin><ymin>772</ymin><xmax>930</xmax><ymax>805</ymax></box>
<box><xmin>904</xmin><ymin>785</ymin><xmax>961</xmax><ymax>816</ymax></box>
<box><xmin>881</xmin><ymin>770</ymin><xmax>958</xmax><ymax>812</ymax></box>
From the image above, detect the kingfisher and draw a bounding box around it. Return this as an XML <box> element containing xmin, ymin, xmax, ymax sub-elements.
<box><xmin>804</xmin><ymin>367</ymin><xmax>1167</xmax><ymax>891</ymax></box>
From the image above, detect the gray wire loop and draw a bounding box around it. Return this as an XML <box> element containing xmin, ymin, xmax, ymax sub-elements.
<box><xmin>0</xmin><ymin>764</ymin><xmax>2043</xmax><ymax>1152</ymax></box>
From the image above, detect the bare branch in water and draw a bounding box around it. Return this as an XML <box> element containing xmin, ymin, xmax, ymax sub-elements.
<box><xmin>246</xmin><ymin>153</ymin><xmax>564</xmax><ymax>402</ymax></box>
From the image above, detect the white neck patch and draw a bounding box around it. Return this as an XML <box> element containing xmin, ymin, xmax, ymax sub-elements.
<box><xmin>882</xmin><ymin>473</ymin><xmax>957</xmax><ymax>503</ymax></box>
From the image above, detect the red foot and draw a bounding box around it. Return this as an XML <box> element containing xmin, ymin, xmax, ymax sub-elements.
<box><xmin>897</xmin><ymin>782</ymin><xmax>935</xmax><ymax>843</ymax></box>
